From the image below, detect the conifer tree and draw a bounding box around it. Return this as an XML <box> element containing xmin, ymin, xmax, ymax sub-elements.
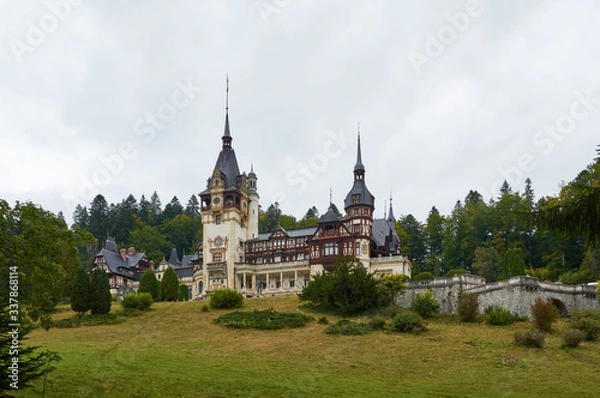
<box><xmin>89</xmin><ymin>269</ymin><xmax>111</xmax><ymax>314</ymax></box>
<box><xmin>70</xmin><ymin>267</ymin><xmax>90</xmax><ymax>314</ymax></box>
<box><xmin>138</xmin><ymin>269</ymin><xmax>159</xmax><ymax>300</ymax></box>
<box><xmin>162</xmin><ymin>267</ymin><xmax>179</xmax><ymax>301</ymax></box>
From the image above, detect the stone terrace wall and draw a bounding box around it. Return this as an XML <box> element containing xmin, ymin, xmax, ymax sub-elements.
<box><xmin>397</xmin><ymin>275</ymin><xmax>598</xmax><ymax>317</ymax></box>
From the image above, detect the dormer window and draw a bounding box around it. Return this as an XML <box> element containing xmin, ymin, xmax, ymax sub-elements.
<box><xmin>352</xmin><ymin>194</ymin><xmax>360</xmax><ymax>204</ymax></box>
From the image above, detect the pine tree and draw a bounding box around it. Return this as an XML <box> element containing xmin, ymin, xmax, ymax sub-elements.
<box><xmin>162</xmin><ymin>267</ymin><xmax>179</xmax><ymax>301</ymax></box>
<box><xmin>89</xmin><ymin>269</ymin><xmax>111</xmax><ymax>314</ymax></box>
<box><xmin>138</xmin><ymin>269</ymin><xmax>159</xmax><ymax>300</ymax></box>
<box><xmin>70</xmin><ymin>267</ymin><xmax>90</xmax><ymax>314</ymax></box>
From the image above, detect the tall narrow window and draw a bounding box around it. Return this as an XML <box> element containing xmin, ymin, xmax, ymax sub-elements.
<box><xmin>355</xmin><ymin>242</ymin><xmax>360</xmax><ymax>255</ymax></box>
<box><xmin>216</xmin><ymin>215</ymin><xmax>221</xmax><ymax>225</ymax></box>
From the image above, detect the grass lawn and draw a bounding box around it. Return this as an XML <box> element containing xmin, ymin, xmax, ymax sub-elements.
<box><xmin>17</xmin><ymin>296</ymin><xmax>600</xmax><ymax>397</ymax></box>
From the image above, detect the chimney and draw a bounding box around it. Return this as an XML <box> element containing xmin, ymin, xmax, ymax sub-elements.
<box><xmin>120</xmin><ymin>248</ymin><xmax>126</xmax><ymax>262</ymax></box>
<box><xmin>150</xmin><ymin>260</ymin><xmax>155</xmax><ymax>271</ymax></box>
<box><xmin>127</xmin><ymin>246</ymin><xmax>136</xmax><ymax>255</ymax></box>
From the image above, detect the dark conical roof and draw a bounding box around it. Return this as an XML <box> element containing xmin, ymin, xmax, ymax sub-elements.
<box><xmin>168</xmin><ymin>248</ymin><xmax>180</xmax><ymax>266</ymax></box>
<box><xmin>387</xmin><ymin>197</ymin><xmax>396</xmax><ymax>222</ymax></box>
<box><xmin>318</xmin><ymin>208</ymin><xmax>340</xmax><ymax>223</ymax></box>
<box><xmin>354</xmin><ymin>131</ymin><xmax>365</xmax><ymax>173</ymax></box>
<box><xmin>211</xmin><ymin>110</ymin><xmax>241</xmax><ymax>190</ymax></box>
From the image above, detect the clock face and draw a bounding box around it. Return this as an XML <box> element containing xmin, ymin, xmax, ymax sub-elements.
<box><xmin>215</xmin><ymin>237</ymin><xmax>223</xmax><ymax>246</ymax></box>
<box><xmin>213</xmin><ymin>197</ymin><xmax>221</xmax><ymax>205</ymax></box>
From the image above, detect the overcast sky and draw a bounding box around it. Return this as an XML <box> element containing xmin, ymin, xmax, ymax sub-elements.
<box><xmin>1</xmin><ymin>0</ymin><xmax>598</xmax><ymax>225</ymax></box>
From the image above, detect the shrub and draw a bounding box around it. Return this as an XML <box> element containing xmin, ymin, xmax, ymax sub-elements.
<box><xmin>531</xmin><ymin>298</ymin><xmax>559</xmax><ymax>332</ymax></box>
<box><xmin>414</xmin><ymin>272</ymin><xmax>434</xmax><ymax>281</ymax></box>
<box><xmin>485</xmin><ymin>306</ymin><xmax>516</xmax><ymax>326</ymax></box>
<box><xmin>390</xmin><ymin>311</ymin><xmax>426</xmax><ymax>333</ymax></box>
<box><xmin>514</xmin><ymin>329</ymin><xmax>545</xmax><ymax>348</ymax></box>
<box><xmin>201</xmin><ymin>304</ymin><xmax>210</xmax><ymax>312</ymax></box>
<box><xmin>298</xmin><ymin>256</ymin><xmax>383</xmax><ymax>316</ymax></box>
<box><xmin>210</xmin><ymin>288</ymin><xmax>244</xmax><ymax>309</ymax></box>
<box><xmin>562</xmin><ymin>329</ymin><xmax>587</xmax><ymax>348</ymax></box>
<box><xmin>317</xmin><ymin>316</ymin><xmax>329</xmax><ymax>325</ymax></box>
<box><xmin>367</xmin><ymin>317</ymin><xmax>387</xmax><ymax>330</ymax></box>
<box><xmin>410</xmin><ymin>290</ymin><xmax>440</xmax><ymax>318</ymax></box>
<box><xmin>121</xmin><ymin>292</ymin><xmax>153</xmax><ymax>311</ymax></box>
<box><xmin>324</xmin><ymin>319</ymin><xmax>372</xmax><ymax>335</ymax></box>
<box><xmin>570</xmin><ymin>309</ymin><xmax>600</xmax><ymax>341</ymax></box>
<box><xmin>458</xmin><ymin>292</ymin><xmax>479</xmax><ymax>322</ymax></box>
<box><xmin>214</xmin><ymin>308</ymin><xmax>311</xmax><ymax>330</ymax></box>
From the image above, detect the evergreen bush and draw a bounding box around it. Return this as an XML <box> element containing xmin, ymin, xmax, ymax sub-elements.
<box><xmin>210</xmin><ymin>288</ymin><xmax>244</xmax><ymax>309</ymax></box>
<box><xmin>485</xmin><ymin>306</ymin><xmax>517</xmax><ymax>326</ymax></box>
<box><xmin>298</xmin><ymin>256</ymin><xmax>383</xmax><ymax>316</ymax></box>
<box><xmin>324</xmin><ymin>319</ymin><xmax>372</xmax><ymax>335</ymax></box>
<box><xmin>178</xmin><ymin>284</ymin><xmax>189</xmax><ymax>301</ymax></box>
<box><xmin>121</xmin><ymin>292</ymin><xmax>153</xmax><ymax>311</ymax></box>
<box><xmin>390</xmin><ymin>312</ymin><xmax>426</xmax><ymax>333</ymax></box>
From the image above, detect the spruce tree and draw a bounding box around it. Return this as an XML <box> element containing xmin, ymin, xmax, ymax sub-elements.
<box><xmin>70</xmin><ymin>267</ymin><xmax>90</xmax><ymax>314</ymax></box>
<box><xmin>162</xmin><ymin>267</ymin><xmax>179</xmax><ymax>301</ymax></box>
<box><xmin>138</xmin><ymin>269</ymin><xmax>159</xmax><ymax>300</ymax></box>
<box><xmin>89</xmin><ymin>269</ymin><xmax>111</xmax><ymax>314</ymax></box>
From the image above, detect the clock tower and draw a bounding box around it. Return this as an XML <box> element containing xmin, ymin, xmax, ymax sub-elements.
<box><xmin>199</xmin><ymin>84</ymin><xmax>257</xmax><ymax>294</ymax></box>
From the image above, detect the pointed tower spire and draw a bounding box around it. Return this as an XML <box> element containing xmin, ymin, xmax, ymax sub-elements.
<box><xmin>353</xmin><ymin>123</ymin><xmax>365</xmax><ymax>180</ymax></box>
<box><xmin>387</xmin><ymin>191</ymin><xmax>396</xmax><ymax>222</ymax></box>
<box><xmin>222</xmin><ymin>74</ymin><xmax>232</xmax><ymax>148</ymax></box>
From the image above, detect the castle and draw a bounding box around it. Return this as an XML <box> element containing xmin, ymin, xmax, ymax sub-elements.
<box><xmin>92</xmin><ymin>91</ymin><xmax>412</xmax><ymax>299</ymax></box>
<box><xmin>190</xmin><ymin>97</ymin><xmax>412</xmax><ymax>299</ymax></box>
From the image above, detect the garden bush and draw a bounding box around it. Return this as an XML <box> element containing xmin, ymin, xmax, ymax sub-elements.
<box><xmin>210</xmin><ymin>288</ymin><xmax>244</xmax><ymax>309</ymax></box>
<box><xmin>390</xmin><ymin>312</ymin><xmax>426</xmax><ymax>333</ymax></box>
<box><xmin>324</xmin><ymin>319</ymin><xmax>372</xmax><ymax>335</ymax></box>
<box><xmin>214</xmin><ymin>308</ymin><xmax>311</xmax><ymax>330</ymax></box>
<box><xmin>121</xmin><ymin>292</ymin><xmax>153</xmax><ymax>311</ymax></box>
<box><xmin>485</xmin><ymin>306</ymin><xmax>517</xmax><ymax>326</ymax></box>
<box><xmin>367</xmin><ymin>317</ymin><xmax>387</xmax><ymax>330</ymax></box>
<box><xmin>570</xmin><ymin>309</ymin><xmax>600</xmax><ymax>341</ymax></box>
<box><xmin>317</xmin><ymin>316</ymin><xmax>329</xmax><ymax>325</ymax></box>
<box><xmin>562</xmin><ymin>328</ymin><xmax>586</xmax><ymax>348</ymax></box>
<box><xmin>531</xmin><ymin>298</ymin><xmax>559</xmax><ymax>332</ymax></box>
<box><xmin>298</xmin><ymin>257</ymin><xmax>383</xmax><ymax>316</ymax></box>
<box><xmin>410</xmin><ymin>290</ymin><xmax>440</xmax><ymax>318</ymax></box>
<box><xmin>514</xmin><ymin>329</ymin><xmax>545</xmax><ymax>348</ymax></box>
<box><xmin>457</xmin><ymin>292</ymin><xmax>479</xmax><ymax>322</ymax></box>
